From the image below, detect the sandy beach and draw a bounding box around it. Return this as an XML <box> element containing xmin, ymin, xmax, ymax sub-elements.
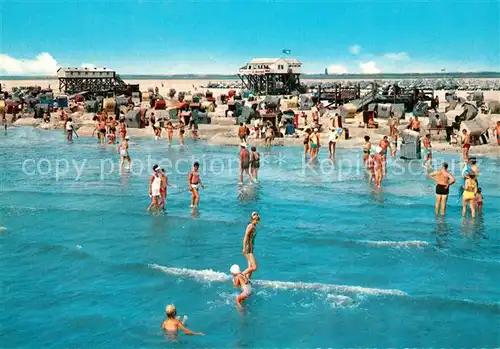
<box><xmin>3</xmin><ymin>78</ymin><xmax>500</xmax><ymax>155</ymax></box>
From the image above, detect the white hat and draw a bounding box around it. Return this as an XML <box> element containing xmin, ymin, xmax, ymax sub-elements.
<box><xmin>230</xmin><ymin>264</ymin><xmax>241</xmax><ymax>274</ymax></box>
<box><xmin>314</xmin><ymin>128</ymin><xmax>319</xmax><ymax>131</ymax></box>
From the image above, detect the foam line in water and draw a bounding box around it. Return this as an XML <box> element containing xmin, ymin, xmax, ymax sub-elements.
<box><xmin>359</xmin><ymin>240</ymin><xmax>429</xmax><ymax>248</ymax></box>
<box><xmin>150</xmin><ymin>264</ymin><xmax>407</xmax><ymax>297</ymax></box>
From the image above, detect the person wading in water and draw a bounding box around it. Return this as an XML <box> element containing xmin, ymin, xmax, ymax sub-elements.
<box><xmin>429</xmin><ymin>162</ymin><xmax>456</xmax><ymax>215</ymax></box>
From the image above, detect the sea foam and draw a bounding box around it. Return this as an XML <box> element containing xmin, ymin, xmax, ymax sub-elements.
<box><xmin>150</xmin><ymin>264</ymin><xmax>407</xmax><ymax>297</ymax></box>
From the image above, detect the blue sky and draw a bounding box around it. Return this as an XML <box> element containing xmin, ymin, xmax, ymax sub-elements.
<box><xmin>1</xmin><ymin>0</ymin><xmax>499</xmax><ymax>75</ymax></box>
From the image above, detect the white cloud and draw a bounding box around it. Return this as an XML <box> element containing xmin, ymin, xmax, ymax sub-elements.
<box><xmin>383</xmin><ymin>52</ymin><xmax>410</xmax><ymax>61</ymax></box>
<box><xmin>360</xmin><ymin>61</ymin><xmax>380</xmax><ymax>74</ymax></box>
<box><xmin>327</xmin><ymin>64</ymin><xmax>349</xmax><ymax>74</ymax></box>
<box><xmin>0</xmin><ymin>52</ymin><xmax>58</xmax><ymax>75</ymax></box>
<box><xmin>349</xmin><ymin>45</ymin><xmax>361</xmax><ymax>55</ymax></box>
<box><xmin>81</xmin><ymin>63</ymin><xmax>97</xmax><ymax>69</ymax></box>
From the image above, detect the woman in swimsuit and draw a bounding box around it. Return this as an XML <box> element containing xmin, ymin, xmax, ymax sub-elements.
<box><xmin>250</xmin><ymin>146</ymin><xmax>260</xmax><ymax>183</ymax></box>
<box><xmin>242</xmin><ymin>212</ymin><xmax>260</xmax><ymax>279</ymax></box>
<box><xmin>188</xmin><ymin>162</ymin><xmax>204</xmax><ymax>208</ymax></box>
<box><xmin>230</xmin><ymin>264</ymin><xmax>252</xmax><ymax>308</ymax></box>
<box><xmin>374</xmin><ymin>148</ymin><xmax>383</xmax><ymax>188</ymax></box>
<box><xmin>462</xmin><ymin>173</ymin><xmax>477</xmax><ymax>218</ymax></box>
<box><xmin>179</xmin><ymin>121</ymin><xmax>185</xmax><ymax>146</ymax></box>
<box><xmin>367</xmin><ymin>153</ymin><xmax>376</xmax><ymax>183</ymax></box>
<box><xmin>362</xmin><ymin>136</ymin><xmax>371</xmax><ymax>166</ymax></box>
<box><xmin>462</xmin><ymin>129</ymin><xmax>471</xmax><ymax>162</ymax></box>
<box><xmin>165</xmin><ymin>121</ymin><xmax>174</xmax><ymax>145</ymax></box>
<box><xmin>148</xmin><ymin>165</ymin><xmax>162</xmax><ymax>214</ymax></box>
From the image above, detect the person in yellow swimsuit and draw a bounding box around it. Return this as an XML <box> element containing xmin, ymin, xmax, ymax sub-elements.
<box><xmin>462</xmin><ymin>173</ymin><xmax>478</xmax><ymax>218</ymax></box>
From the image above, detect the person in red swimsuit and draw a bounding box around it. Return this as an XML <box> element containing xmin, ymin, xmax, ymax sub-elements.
<box><xmin>462</xmin><ymin>129</ymin><xmax>471</xmax><ymax>162</ymax></box>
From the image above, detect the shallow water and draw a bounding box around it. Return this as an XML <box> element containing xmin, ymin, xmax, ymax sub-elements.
<box><xmin>1</xmin><ymin>127</ymin><xmax>499</xmax><ymax>348</ymax></box>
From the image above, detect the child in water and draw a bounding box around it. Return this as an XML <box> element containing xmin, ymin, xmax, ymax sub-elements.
<box><xmin>161</xmin><ymin>304</ymin><xmax>203</xmax><ymax>336</ymax></box>
<box><xmin>230</xmin><ymin>264</ymin><xmax>252</xmax><ymax>308</ymax></box>
<box><xmin>476</xmin><ymin>188</ymin><xmax>483</xmax><ymax>215</ymax></box>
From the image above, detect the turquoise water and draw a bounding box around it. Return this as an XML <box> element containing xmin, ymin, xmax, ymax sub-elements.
<box><xmin>1</xmin><ymin>127</ymin><xmax>499</xmax><ymax>348</ymax></box>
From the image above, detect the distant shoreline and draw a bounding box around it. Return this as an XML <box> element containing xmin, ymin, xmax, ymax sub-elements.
<box><xmin>1</xmin><ymin>72</ymin><xmax>500</xmax><ymax>81</ymax></box>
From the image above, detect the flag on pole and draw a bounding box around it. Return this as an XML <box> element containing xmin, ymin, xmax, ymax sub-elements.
<box><xmin>282</xmin><ymin>49</ymin><xmax>291</xmax><ymax>55</ymax></box>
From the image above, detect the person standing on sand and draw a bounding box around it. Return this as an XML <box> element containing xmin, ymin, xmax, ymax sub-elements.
<box><xmin>429</xmin><ymin>162</ymin><xmax>456</xmax><ymax>215</ymax></box>
<box><xmin>250</xmin><ymin>146</ymin><xmax>260</xmax><ymax>183</ymax></box>
<box><xmin>422</xmin><ymin>134</ymin><xmax>432</xmax><ymax>168</ymax></box>
<box><xmin>148</xmin><ymin>165</ymin><xmax>162</xmax><ymax>214</ymax></box>
<box><xmin>242</xmin><ymin>212</ymin><xmax>260</xmax><ymax>279</ymax></box>
<box><xmin>362</xmin><ymin>136</ymin><xmax>371</xmax><ymax>167</ymax></box>
<box><xmin>461</xmin><ymin>129</ymin><xmax>471</xmax><ymax>162</ymax></box>
<box><xmin>495</xmin><ymin>121</ymin><xmax>500</xmax><ymax>146</ymax></box>
<box><xmin>188</xmin><ymin>162</ymin><xmax>204</xmax><ymax>208</ymax></box>
<box><xmin>265</xmin><ymin>123</ymin><xmax>274</xmax><ymax>147</ymax></box>
<box><xmin>162</xmin><ymin>304</ymin><xmax>203</xmax><ymax>336</ymax></box>
<box><xmin>328</xmin><ymin>123</ymin><xmax>338</xmax><ymax>160</ymax></box>
<box><xmin>239</xmin><ymin>143</ymin><xmax>252</xmax><ymax>184</ymax></box>
<box><xmin>119</xmin><ymin>136</ymin><xmax>131</xmax><ymax>170</ymax></box>
<box><xmin>238</xmin><ymin>123</ymin><xmax>248</xmax><ymax>142</ymax></box>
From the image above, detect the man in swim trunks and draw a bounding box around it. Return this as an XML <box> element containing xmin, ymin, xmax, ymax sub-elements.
<box><xmin>429</xmin><ymin>162</ymin><xmax>456</xmax><ymax>215</ymax></box>
<box><xmin>230</xmin><ymin>264</ymin><xmax>252</xmax><ymax>308</ymax></box>
<box><xmin>422</xmin><ymin>134</ymin><xmax>432</xmax><ymax>168</ymax></box>
<box><xmin>97</xmin><ymin>116</ymin><xmax>106</xmax><ymax>144</ymax></box>
<box><xmin>242</xmin><ymin>212</ymin><xmax>260</xmax><ymax>279</ymax></box>
<box><xmin>379</xmin><ymin>136</ymin><xmax>390</xmax><ymax>173</ymax></box>
<box><xmin>239</xmin><ymin>143</ymin><xmax>252</xmax><ymax>184</ymax></box>
<box><xmin>108</xmin><ymin>116</ymin><xmax>117</xmax><ymax>144</ymax></box>
<box><xmin>162</xmin><ymin>304</ymin><xmax>203</xmax><ymax>336</ymax></box>
<box><xmin>310</xmin><ymin>128</ymin><xmax>320</xmax><ymax>161</ymax></box>
<box><xmin>188</xmin><ymin>162</ymin><xmax>204</xmax><ymax>208</ymax></box>
<box><xmin>148</xmin><ymin>165</ymin><xmax>162</xmax><ymax>214</ymax></box>
<box><xmin>362</xmin><ymin>136</ymin><xmax>371</xmax><ymax>167</ymax></box>
<box><xmin>119</xmin><ymin>136</ymin><xmax>131</xmax><ymax>169</ymax></box>
<box><xmin>461</xmin><ymin>129</ymin><xmax>471</xmax><ymax>162</ymax></box>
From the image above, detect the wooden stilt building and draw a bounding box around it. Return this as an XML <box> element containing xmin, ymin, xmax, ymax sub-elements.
<box><xmin>238</xmin><ymin>58</ymin><xmax>303</xmax><ymax>95</ymax></box>
<box><xmin>57</xmin><ymin>67</ymin><xmax>129</xmax><ymax>95</ymax></box>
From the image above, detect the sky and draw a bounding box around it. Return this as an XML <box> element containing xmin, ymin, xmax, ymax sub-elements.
<box><xmin>1</xmin><ymin>0</ymin><xmax>499</xmax><ymax>75</ymax></box>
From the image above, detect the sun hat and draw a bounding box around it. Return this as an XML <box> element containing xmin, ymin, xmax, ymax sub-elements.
<box><xmin>230</xmin><ymin>264</ymin><xmax>241</xmax><ymax>274</ymax></box>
